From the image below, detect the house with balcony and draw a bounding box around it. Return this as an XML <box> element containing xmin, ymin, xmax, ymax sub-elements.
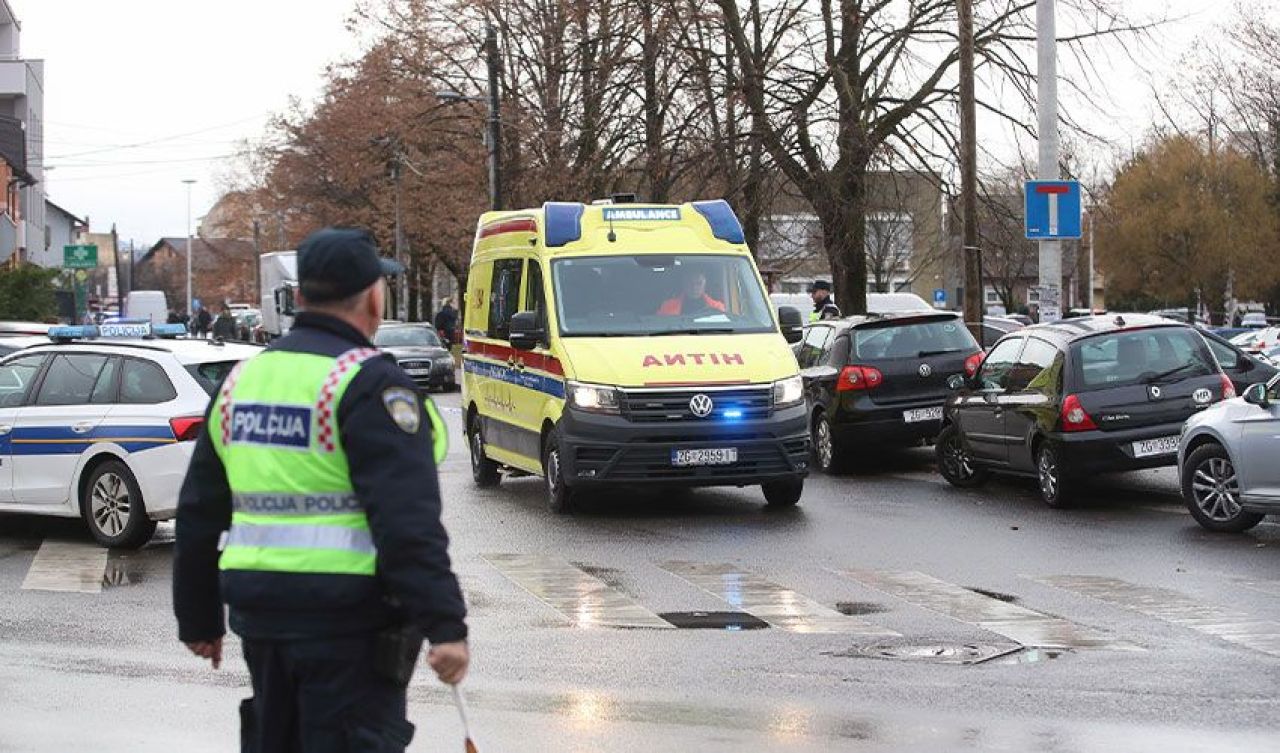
<box><xmin>0</xmin><ymin>0</ymin><xmax>45</xmax><ymax>265</ymax></box>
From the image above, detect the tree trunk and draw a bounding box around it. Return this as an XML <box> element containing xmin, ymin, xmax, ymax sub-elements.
<box><xmin>814</xmin><ymin>175</ymin><xmax>869</xmax><ymax>315</ymax></box>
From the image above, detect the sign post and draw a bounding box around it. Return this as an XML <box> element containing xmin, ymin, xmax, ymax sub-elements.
<box><xmin>1025</xmin><ymin>179</ymin><xmax>1080</xmax><ymax>323</ymax></box>
<box><xmin>933</xmin><ymin>288</ymin><xmax>947</xmax><ymax>309</ymax></box>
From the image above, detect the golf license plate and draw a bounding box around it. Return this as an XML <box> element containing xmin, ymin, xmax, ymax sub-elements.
<box><xmin>1132</xmin><ymin>436</ymin><xmax>1179</xmax><ymax>458</ymax></box>
<box><xmin>903</xmin><ymin>406</ymin><xmax>944</xmax><ymax>424</ymax></box>
<box><xmin>671</xmin><ymin>448</ymin><xmax>738</xmax><ymax>467</ymax></box>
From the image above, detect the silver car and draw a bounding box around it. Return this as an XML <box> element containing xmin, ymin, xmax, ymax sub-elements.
<box><xmin>1179</xmin><ymin>373</ymin><xmax>1280</xmax><ymax>531</ymax></box>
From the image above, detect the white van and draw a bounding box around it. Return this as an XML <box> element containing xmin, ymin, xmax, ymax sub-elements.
<box><xmin>124</xmin><ymin>291</ymin><xmax>169</xmax><ymax>324</ymax></box>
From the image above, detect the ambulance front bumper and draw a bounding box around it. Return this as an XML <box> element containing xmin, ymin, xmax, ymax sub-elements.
<box><xmin>558</xmin><ymin>403</ymin><xmax>810</xmax><ymax>487</ymax></box>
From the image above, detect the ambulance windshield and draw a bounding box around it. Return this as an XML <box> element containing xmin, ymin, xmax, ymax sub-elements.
<box><xmin>552</xmin><ymin>254</ymin><xmax>776</xmax><ymax>337</ymax></box>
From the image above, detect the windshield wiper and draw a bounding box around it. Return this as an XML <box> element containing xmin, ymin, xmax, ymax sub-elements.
<box><xmin>562</xmin><ymin>331</ymin><xmax>632</xmax><ymax>337</ymax></box>
<box><xmin>1145</xmin><ymin>363</ymin><xmax>1197</xmax><ymax>383</ymax></box>
<box><xmin>918</xmin><ymin>348</ymin><xmax>964</xmax><ymax>357</ymax></box>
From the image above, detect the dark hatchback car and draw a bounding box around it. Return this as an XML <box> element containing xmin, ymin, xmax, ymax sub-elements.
<box><xmin>797</xmin><ymin>312</ymin><xmax>983</xmax><ymax>472</ymax></box>
<box><xmin>373</xmin><ymin>323</ymin><xmax>458</xmax><ymax>391</ymax></box>
<box><xmin>1197</xmin><ymin>329</ymin><xmax>1278</xmax><ymax>395</ymax></box>
<box><xmin>937</xmin><ymin>315</ymin><xmax>1235</xmax><ymax>506</ymax></box>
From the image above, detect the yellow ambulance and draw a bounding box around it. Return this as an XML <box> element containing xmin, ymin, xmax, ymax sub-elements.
<box><xmin>461</xmin><ymin>198</ymin><xmax>810</xmax><ymax>512</ymax></box>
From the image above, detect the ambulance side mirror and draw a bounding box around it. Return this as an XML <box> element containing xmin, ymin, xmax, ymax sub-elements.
<box><xmin>509</xmin><ymin>311</ymin><xmax>543</xmax><ymax>351</ymax></box>
<box><xmin>778</xmin><ymin>306</ymin><xmax>804</xmax><ymax>344</ymax></box>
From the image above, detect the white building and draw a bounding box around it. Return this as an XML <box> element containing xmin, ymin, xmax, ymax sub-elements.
<box><xmin>0</xmin><ymin>0</ymin><xmax>45</xmax><ymax>265</ymax></box>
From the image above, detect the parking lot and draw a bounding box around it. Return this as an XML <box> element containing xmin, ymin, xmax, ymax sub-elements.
<box><xmin>2</xmin><ymin>391</ymin><xmax>1278</xmax><ymax>752</ymax></box>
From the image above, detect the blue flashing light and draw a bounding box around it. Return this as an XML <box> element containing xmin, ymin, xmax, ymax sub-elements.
<box><xmin>152</xmin><ymin>323</ymin><xmax>188</xmax><ymax>338</ymax></box>
<box><xmin>691</xmin><ymin>200</ymin><xmax>746</xmax><ymax>244</ymax></box>
<box><xmin>544</xmin><ymin>202</ymin><xmax>585</xmax><ymax>247</ymax></box>
<box><xmin>48</xmin><ymin>325</ymin><xmax>97</xmax><ymax>341</ymax></box>
<box><xmin>722</xmin><ymin>409</ymin><xmax>744</xmax><ymax>420</ymax></box>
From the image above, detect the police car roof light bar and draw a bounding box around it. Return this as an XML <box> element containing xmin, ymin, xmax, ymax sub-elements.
<box><xmin>47</xmin><ymin>322</ymin><xmax>188</xmax><ymax>342</ymax></box>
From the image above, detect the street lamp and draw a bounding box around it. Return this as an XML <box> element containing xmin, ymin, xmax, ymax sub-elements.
<box><xmin>182</xmin><ymin>179</ymin><xmax>197</xmax><ymax>317</ymax></box>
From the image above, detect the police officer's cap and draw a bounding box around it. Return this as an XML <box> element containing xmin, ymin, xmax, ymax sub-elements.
<box><xmin>298</xmin><ymin>227</ymin><xmax>404</xmax><ymax>302</ymax></box>
<box><xmin>809</xmin><ymin>280</ymin><xmax>832</xmax><ymax>293</ymax></box>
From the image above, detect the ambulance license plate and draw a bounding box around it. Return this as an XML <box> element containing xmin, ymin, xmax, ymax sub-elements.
<box><xmin>1132</xmin><ymin>436</ymin><xmax>1179</xmax><ymax>458</ymax></box>
<box><xmin>671</xmin><ymin>448</ymin><xmax>738</xmax><ymax>467</ymax></box>
<box><xmin>903</xmin><ymin>406</ymin><xmax>943</xmax><ymax>423</ymax></box>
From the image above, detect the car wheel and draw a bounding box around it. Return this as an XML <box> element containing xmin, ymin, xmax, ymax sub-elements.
<box><xmin>936</xmin><ymin>424</ymin><xmax>989</xmax><ymax>488</ymax></box>
<box><xmin>811</xmin><ymin>413</ymin><xmax>843</xmax><ymax>473</ymax></box>
<box><xmin>1182</xmin><ymin>444</ymin><xmax>1265</xmax><ymax>532</ymax></box>
<box><xmin>81</xmin><ymin>460</ymin><xmax>156</xmax><ymax>549</ymax></box>
<box><xmin>1036</xmin><ymin>443</ymin><xmax>1073</xmax><ymax>508</ymax></box>
<box><xmin>762</xmin><ymin>479</ymin><xmax>804</xmax><ymax>508</ymax></box>
<box><xmin>467</xmin><ymin>414</ymin><xmax>501</xmax><ymax>488</ymax></box>
<box><xmin>542</xmin><ymin>428</ymin><xmax>576</xmax><ymax>514</ymax></box>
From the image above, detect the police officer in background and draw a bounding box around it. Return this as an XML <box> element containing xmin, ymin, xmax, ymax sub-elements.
<box><xmin>173</xmin><ymin>227</ymin><xmax>468</xmax><ymax>752</ymax></box>
<box><xmin>809</xmin><ymin>280</ymin><xmax>840</xmax><ymax>321</ymax></box>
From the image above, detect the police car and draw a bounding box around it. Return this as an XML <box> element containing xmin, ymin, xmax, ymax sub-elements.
<box><xmin>0</xmin><ymin>322</ymin><xmax>261</xmax><ymax>547</ymax></box>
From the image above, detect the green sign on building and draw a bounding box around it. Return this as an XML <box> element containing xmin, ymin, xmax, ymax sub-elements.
<box><xmin>63</xmin><ymin>244</ymin><xmax>98</xmax><ymax>269</ymax></box>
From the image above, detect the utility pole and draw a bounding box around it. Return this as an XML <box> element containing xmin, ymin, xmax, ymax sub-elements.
<box><xmin>253</xmin><ymin>219</ymin><xmax>262</xmax><ymax>307</ymax></box>
<box><xmin>1087</xmin><ymin>206</ymin><xmax>1095</xmax><ymax>311</ymax></box>
<box><xmin>1036</xmin><ymin>0</ymin><xmax>1062</xmax><ymax>323</ymax></box>
<box><xmin>485</xmin><ymin>23</ymin><xmax>504</xmax><ymax>211</ymax></box>
<box><xmin>183</xmin><ymin>179</ymin><xmax>197</xmax><ymax>316</ymax></box>
<box><xmin>958</xmin><ymin>0</ymin><xmax>982</xmax><ymax>334</ymax></box>
<box><xmin>392</xmin><ymin>147</ymin><xmax>408</xmax><ymax>320</ymax></box>
<box><xmin>111</xmin><ymin>223</ymin><xmax>122</xmax><ymax>314</ymax></box>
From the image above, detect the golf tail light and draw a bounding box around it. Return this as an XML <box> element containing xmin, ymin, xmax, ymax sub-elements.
<box><xmin>1060</xmin><ymin>394</ymin><xmax>1097</xmax><ymax>432</ymax></box>
<box><xmin>170</xmin><ymin>415</ymin><xmax>205</xmax><ymax>442</ymax></box>
<box><xmin>838</xmin><ymin>365</ymin><xmax>884</xmax><ymax>392</ymax></box>
<box><xmin>1221</xmin><ymin>374</ymin><xmax>1237</xmax><ymax>400</ymax></box>
<box><xmin>963</xmin><ymin>351</ymin><xmax>984</xmax><ymax>378</ymax></box>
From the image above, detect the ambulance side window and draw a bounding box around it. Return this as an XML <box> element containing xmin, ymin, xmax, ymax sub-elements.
<box><xmin>488</xmin><ymin>258</ymin><xmax>524</xmax><ymax>341</ymax></box>
<box><xmin>526</xmin><ymin>261</ymin><xmax>546</xmax><ymax>329</ymax></box>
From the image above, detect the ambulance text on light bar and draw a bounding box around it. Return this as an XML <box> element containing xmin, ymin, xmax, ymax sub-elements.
<box><xmin>602</xmin><ymin>207</ymin><xmax>681</xmax><ymax>222</ymax></box>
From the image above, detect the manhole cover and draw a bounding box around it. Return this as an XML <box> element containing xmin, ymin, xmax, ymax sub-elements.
<box><xmin>833</xmin><ymin>642</ymin><xmax>1020</xmax><ymax>664</ymax></box>
<box><xmin>659</xmin><ymin>611</ymin><xmax>770</xmax><ymax>630</ymax></box>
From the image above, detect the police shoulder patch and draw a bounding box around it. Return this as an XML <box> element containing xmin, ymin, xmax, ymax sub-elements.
<box><xmin>382</xmin><ymin>388</ymin><xmax>421</xmax><ymax>434</ymax></box>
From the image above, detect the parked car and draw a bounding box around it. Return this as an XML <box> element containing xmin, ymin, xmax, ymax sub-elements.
<box><xmin>373</xmin><ymin>322</ymin><xmax>457</xmax><ymax>392</ymax></box>
<box><xmin>1231</xmin><ymin>326</ymin><xmax>1280</xmax><ymax>355</ymax></box>
<box><xmin>969</xmin><ymin>316</ymin><xmax>1026</xmax><ymax>348</ymax></box>
<box><xmin>1240</xmin><ymin>312</ymin><xmax>1268</xmax><ymax>329</ymax></box>
<box><xmin>937</xmin><ymin>315</ymin><xmax>1235</xmax><ymax>507</ymax></box>
<box><xmin>0</xmin><ymin>321</ymin><xmax>51</xmax><ymax>337</ymax></box>
<box><xmin>1210</xmin><ymin>327</ymin><xmax>1252</xmax><ymax>342</ymax></box>
<box><xmin>1179</xmin><ymin>373</ymin><xmax>1280</xmax><ymax>532</ymax></box>
<box><xmin>1197</xmin><ymin>330</ymin><xmax>1278</xmax><ymax>395</ymax></box>
<box><xmin>798</xmin><ymin>311</ymin><xmax>983</xmax><ymax>472</ymax></box>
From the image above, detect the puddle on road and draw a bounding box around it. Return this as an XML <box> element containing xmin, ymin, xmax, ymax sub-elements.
<box><xmin>836</xmin><ymin>601</ymin><xmax>888</xmax><ymax>616</ymax></box>
<box><xmin>659</xmin><ymin>611</ymin><xmax>770</xmax><ymax>630</ymax></box>
<box><xmin>482</xmin><ymin>553</ymin><xmax>673</xmax><ymax>629</ymax></box>
<box><xmin>966</xmin><ymin>587</ymin><xmax>1019</xmax><ymax>603</ymax></box>
<box><xmin>827</xmin><ymin>641</ymin><xmax>1072</xmax><ymax>666</ymax></box>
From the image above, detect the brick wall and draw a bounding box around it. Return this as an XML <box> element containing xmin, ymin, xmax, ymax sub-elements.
<box><xmin>134</xmin><ymin>238</ymin><xmax>258</xmax><ymax>313</ymax></box>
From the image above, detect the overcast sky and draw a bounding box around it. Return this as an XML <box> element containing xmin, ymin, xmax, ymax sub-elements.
<box><xmin>16</xmin><ymin>0</ymin><xmax>1242</xmax><ymax>248</ymax></box>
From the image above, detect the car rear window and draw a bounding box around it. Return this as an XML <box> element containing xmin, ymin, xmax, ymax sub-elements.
<box><xmin>185</xmin><ymin>361</ymin><xmax>239</xmax><ymax>396</ymax></box>
<box><xmin>1073</xmin><ymin>327</ymin><xmax>1217</xmax><ymax>391</ymax></box>
<box><xmin>853</xmin><ymin>318</ymin><xmax>977</xmax><ymax>360</ymax></box>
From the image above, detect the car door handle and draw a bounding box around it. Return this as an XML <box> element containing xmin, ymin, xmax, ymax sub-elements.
<box><xmin>71</xmin><ymin>422</ymin><xmax>96</xmax><ymax>434</ymax></box>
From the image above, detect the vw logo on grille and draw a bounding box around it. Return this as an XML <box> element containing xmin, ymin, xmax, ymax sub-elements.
<box><xmin>1149</xmin><ymin>385</ymin><xmax>1162</xmax><ymax>400</ymax></box>
<box><xmin>918</xmin><ymin>363</ymin><xmax>933</xmax><ymax>378</ymax></box>
<box><xmin>689</xmin><ymin>394</ymin><xmax>714</xmax><ymax>418</ymax></box>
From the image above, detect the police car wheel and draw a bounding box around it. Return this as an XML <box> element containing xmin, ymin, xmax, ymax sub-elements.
<box><xmin>543</xmin><ymin>429</ymin><xmax>577</xmax><ymax>514</ymax></box>
<box><xmin>468</xmin><ymin>415</ymin><xmax>501</xmax><ymax>487</ymax></box>
<box><xmin>762</xmin><ymin>479</ymin><xmax>803</xmax><ymax>508</ymax></box>
<box><xmin>81</xmin><ymin>461</ymin><xmax>156</xmax><ymax>549</ymax></box>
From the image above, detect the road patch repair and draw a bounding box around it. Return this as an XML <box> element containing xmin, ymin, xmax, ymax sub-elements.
<box><xmin>1035</xmin><ymin>575</ymin><xmax>1280</xmax><ymax>658</ymax></box>
<box><xmin>20</xmin><ymin>540</ymin><xmax>109</xmax><ymax>594</ymax></box>
<box><xmin>835</xmin><ymin>569</ymin><xmax>1141</xmax><ymax>662</ymax></box>
<box><xmin>661</xmin><ymin>561</ymin><xmax>899</xmax><ymax>635</ymax></box>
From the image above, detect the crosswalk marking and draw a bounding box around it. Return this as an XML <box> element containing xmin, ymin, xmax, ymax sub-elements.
<box><xmin>660</xmin><ymin>561</ymin><xmax>899</xmax><ymax>636</ymax></box>
<box><xmin>839</xmin><ymin>569</ymin><xmax>1139</xmax><ymax>650</ymax></box>
<box><xmin>482</xmin><ymin>553</ymin><xmax>673</xmax><ymax>629</ymax></box>
<box><xmin>20</xmin><ymin>540</ymin><xmax>108</xmax><ymax>594</ymax></box>
<box><xmin>1035</xmin><ymin>575</ymin><xmax>1280</xmax><ymax>658</ymax></box>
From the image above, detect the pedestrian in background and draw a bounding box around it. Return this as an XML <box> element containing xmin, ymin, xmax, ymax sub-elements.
<box><xmin>173</xmin><ymin>227</ymin><xmax>469</xmax><ymax>752</ymax></box>
<box><xmin>195</xmin><ymin>306</ymin><xmax>213</xmax><ymax>339</ymax></box>
<box><xmin>212</xmin><ymin>305</ymin><xmax>237</xmax><ymax>341</ymax></box>
<box><xmin>434</xmin><ymin>297</ymin><xmax>458</xmax><ymax>347</ymax></box>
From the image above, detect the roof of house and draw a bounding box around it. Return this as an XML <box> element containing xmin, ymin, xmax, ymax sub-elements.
<box><xmin>45</xmin><ymin>199</ymin><xmax>86</xmax><ymax>226</ymax></box>
<box><xmin>142</xmin><ymin>237</ymin><xmax>258</xmax><ymax>273</ymax></box>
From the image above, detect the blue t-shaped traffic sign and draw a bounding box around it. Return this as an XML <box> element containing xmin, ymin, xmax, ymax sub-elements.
<box><xmin>1024</xmin><ymin>180</ymin><xmax>1082</xmax><ymax>240</ymax></box>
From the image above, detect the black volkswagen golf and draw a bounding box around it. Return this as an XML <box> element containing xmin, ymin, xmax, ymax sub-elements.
<box><xmin>936</xmin><ymin>315</ymin><xmax>1235</xmax><ymax>506</ymax></box>
<box><xmin>797</xmin><ymin>312</ymin><xmax>984</xmax><ymax>472</ymax></box>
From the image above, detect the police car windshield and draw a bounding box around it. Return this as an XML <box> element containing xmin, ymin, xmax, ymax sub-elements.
<box><xmin>373</xmin><ymin>326</ymin><xmax>441</xmax><ymax>348</ymax></box>
<box><xmin>551</xmin><ymin>255</ymin><xmax>775</xmax><ymax>337</ymax></box>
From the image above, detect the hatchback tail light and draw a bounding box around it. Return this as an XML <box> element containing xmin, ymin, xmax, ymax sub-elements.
<box><xmin>963</xmin><ymin>351</ymin><xmax>984</xmax><ymax>378</ymax></box>
<box><xmin>1060</xmin><ymin>394</ymin><xmax>1097</xmax><ymax>432</ymax></box>
<box><xmin>1220</xmin><ymin>374</ymin><xmax>1237</xmax><ymax>400</ymax></box>
<box><xmin>170</xmin><ymin>415</ymin><xmax>205</xmax><ymax>442</ymax></box>
<box><xmin>837</xmin><ymin>365</ymin><xmax>884</xmax><ymax>392</ymax></box>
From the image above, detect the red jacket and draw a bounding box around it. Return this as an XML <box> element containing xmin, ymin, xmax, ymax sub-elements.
<box><xmin>658</xmin><ymin>294</ymin><xmax>726</xmax><ymax>315</ymax></box>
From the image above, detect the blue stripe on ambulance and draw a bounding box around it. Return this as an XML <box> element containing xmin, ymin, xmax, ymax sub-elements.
<box><xmin>463</xmin><ymin>358</ymin><xmax>565</xmax><ymax>399</ymax></box>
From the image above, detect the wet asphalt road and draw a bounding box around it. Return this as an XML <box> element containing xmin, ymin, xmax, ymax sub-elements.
<box><xmin>1</xmin><ymin>390</ymin><xmax>1279</xmax><ymax>752</ymax></box>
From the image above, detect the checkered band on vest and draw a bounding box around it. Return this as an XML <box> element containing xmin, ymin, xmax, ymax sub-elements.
<box><xmin>315</xmin><ymin>348</ymin><xmax>381</xmax><ymax>452</ymax></box>
<box><xmin>217</xmin><ymin>361</ymin><xmax>248</xmax><ymax>447</ymax></box>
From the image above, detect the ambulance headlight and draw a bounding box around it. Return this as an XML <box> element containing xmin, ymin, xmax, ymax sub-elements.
<box><xmin>772</xmin><ymin>375</ymin><xmax>804</xmax><ymax>408</ymax></box>
<box><xmin>567</xmin><ymin>381</ymin><xmax>621</xmax><ymax>414</ymax></box>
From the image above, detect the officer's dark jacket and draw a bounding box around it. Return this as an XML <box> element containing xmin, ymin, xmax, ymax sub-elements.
<box><xmin>173</xmin><ymin>312</ymin><xmax>468</xmax><ymax>644</ymax></box>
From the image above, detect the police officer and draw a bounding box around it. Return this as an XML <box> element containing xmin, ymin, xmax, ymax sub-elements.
<box><xmin>173</xmin><ymin>227</ymin><xmax>468</xmax><ymax>752</ymax></box>
<box><xmin>809</xmin><ymin>280</ymin><xmax>840</xmax><ymax>321</ymax></box>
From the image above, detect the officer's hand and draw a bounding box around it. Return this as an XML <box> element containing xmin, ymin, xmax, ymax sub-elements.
<box><xmin>185</xmin><ymin>637</ymin><xmax>224</xmax><ymax>669</ymax></box>
<box><xmin>427</xmin><ymin>641</ymin><xmax>469</xmax><ymax>685</ymax></box>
